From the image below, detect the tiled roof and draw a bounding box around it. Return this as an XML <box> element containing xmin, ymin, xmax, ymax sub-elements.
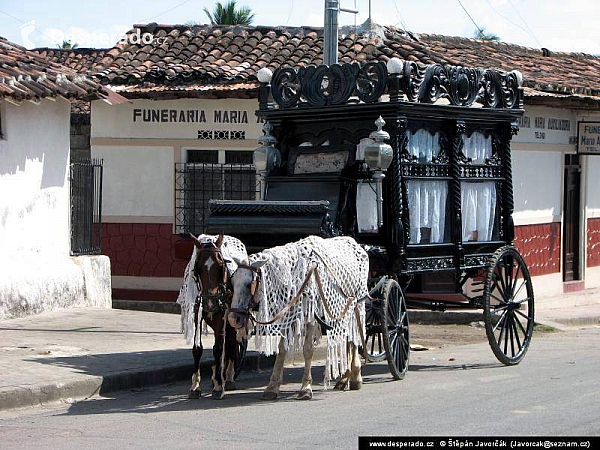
<box><xmin>34</xmin><ymin>47</ymin><xmax>109</xmax><ymax>73</ymax></box>
<box><xmin>0</xmin><ymin>37</ymin><xmax>104</xmax><ymax>102</ymax></box>
<box><xmin>37</xmin><ymin>24</ymin><xmax>600</xmax><ymax>101</ymax></box>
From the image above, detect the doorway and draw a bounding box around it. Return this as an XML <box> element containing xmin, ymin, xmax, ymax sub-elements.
<box><xmin>563</xmin><ymin>154</ymin><xmax>581</xmax><ymax>281</ymax></box>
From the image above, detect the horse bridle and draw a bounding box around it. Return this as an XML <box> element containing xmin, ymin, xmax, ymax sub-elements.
<box><xmin>193</xmin><ymin>244</ymin><xmax>232</xmax><ymax>314</ymax></box>
<box><xmin>228</xmin><ymin>263</ymin><xmax>262</xmax><ymax>318</ymax></box>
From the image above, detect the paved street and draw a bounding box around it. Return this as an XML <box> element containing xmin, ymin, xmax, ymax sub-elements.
<box><xmin>0</xmin><ymin>326</ymin><xmax>598</xmax><ymax>449</ymax></box>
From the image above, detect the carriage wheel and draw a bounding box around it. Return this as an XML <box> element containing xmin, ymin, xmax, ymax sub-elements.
<box><xmin>363</xmin><ymin>295</ymin><xmax>387</xmax><ymax>362</ymax></box>
<box><xmin>233</xmin><ymin>338</ymin><xmax>248</xmax><ymax>380</ymax></box>
<box><xmin>381</xmin><ymin>279</ymin><xmax>410</xmax><ymax>380</ymax></box>
<box><xmin>483</xmin><ymin>246</ymin><xmax>535</xmax><ymax>365</ymax></box>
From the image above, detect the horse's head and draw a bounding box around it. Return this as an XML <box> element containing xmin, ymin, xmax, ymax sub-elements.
<box><xmin>190</xmin><ymin>233</ymin><xmax>229</xmax><ymax>313</ymax></box>
<box><xmin>228</xmin><ymin>258</ymin><xmax>267</xmax><ymax>329</ymax></box>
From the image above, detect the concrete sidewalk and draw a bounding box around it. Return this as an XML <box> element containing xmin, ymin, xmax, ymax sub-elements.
<box><xmin>0</xmin><ymin>308</ymin><xmax>275</xmax><ymax>412</ymax></box>
<box><xmin>1</xmin><ymin>296</ymin><xmax>599</xmax><ymax>412</ymax></box>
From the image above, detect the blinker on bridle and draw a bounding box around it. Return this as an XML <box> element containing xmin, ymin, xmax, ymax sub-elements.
<box><xmin>229</xmin><ymin>263</ymin><xmax>262</xmax><ymax>317</ymax></box>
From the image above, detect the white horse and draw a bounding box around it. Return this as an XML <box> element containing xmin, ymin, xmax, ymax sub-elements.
<box><xmin>228</xmin><ymin>236</ymin><xmax>368</xmax><ymax>400</ymax></box>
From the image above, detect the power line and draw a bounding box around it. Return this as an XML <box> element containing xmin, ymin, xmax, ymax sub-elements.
<box><xmin>390</xmin><ymin>0</ymin><xmax>409</xmax><ymax>32</ymax></box>
<box><xmin>506</xmin><ymin>0</ymin><xmax>542</xmax><ymax>48</ymax></box>
<box><xmin>143</xmin><ymin>0</ymin><xmax>194</xmax><ymax>23</ymax></box>
<box><xmin>456</xmin><ymin>0</ymin><xmax>483</xmax><ymax>35</ymax></box>
<box><xmin>285</xmin><ymin>0</ymin><xmax>294</xmax><ymax>25</ymax></box>
<box><xmin>0</xmin><ymin>9</ymin><xmax>63</xmax><ymax>47</ymax></box>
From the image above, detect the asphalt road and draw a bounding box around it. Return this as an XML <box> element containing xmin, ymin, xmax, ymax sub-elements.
<box><xmin>0</xmin><ymin>327</ymin><xmax>598</xmax><ymax>450</ymax></box>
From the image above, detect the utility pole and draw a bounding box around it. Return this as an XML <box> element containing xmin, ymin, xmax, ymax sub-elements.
<box><xmin>323</xmin><ymin>0</ymin><xmax>358</xmax><ymax>65</ymax></box>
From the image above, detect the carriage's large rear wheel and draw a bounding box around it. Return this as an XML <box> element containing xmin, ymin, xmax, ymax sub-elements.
<box><xmin>381</xmin><ymin>279</ymin><xmax>410</xmax><ymax>380</ymax></box>
<box><xmin>483</xmin><ymin>246</ymin><xmax>534</xmax><ymax>365</ymax></box>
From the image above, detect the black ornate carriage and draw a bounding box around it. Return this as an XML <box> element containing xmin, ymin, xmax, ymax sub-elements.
<box><xmin>207</xmin><ymin>59</ymin><xmax>534</xmax><ymax>379</ymax></box>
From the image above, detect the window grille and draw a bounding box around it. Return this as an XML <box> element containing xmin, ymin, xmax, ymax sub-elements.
<box><xmin>70</xmin><ymin>158</ymin><xmax>103</xmax><ymax>255</ymax></box>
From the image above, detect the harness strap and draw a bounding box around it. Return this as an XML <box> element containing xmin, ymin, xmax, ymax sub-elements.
<box><xmin>247</xmin><ymin>265</ymin><xmax>317</xmax><ymax>326</ymax></box>
<box><xmin>313</xmin><ymin>267</ymin><xmax>356</xmax><ymax>322</ymax></box>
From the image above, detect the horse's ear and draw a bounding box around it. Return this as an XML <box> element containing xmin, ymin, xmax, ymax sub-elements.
<box><xmin>216</xmin><ymin>232</ymin><xmax>224</xmax><ymax>248</ymax></box>
<box><xmin>189</xmin><ymin>233</ymin><xmax>201</xmax><ymax>248</ymax></box>
<box><xmin>250</xmin><ymin>259</ymin><xmax>267</xmax><ymax>270</ymax></box>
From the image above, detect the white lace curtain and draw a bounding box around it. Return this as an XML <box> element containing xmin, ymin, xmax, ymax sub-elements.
<box><xmin>407</xmin><ymin>130</ymin><xmax>440</xmax><ymax>162</ymax></box>
<box><xmin>406</xmin><ymin>180</ymin><xmax>448</xmax><ymax>244</ymax></box>
<box><xmin>462</xmin><ymin>132</ymin><xmax>492</xmax><ymax>162</ymax></box>
<box><xmin>461</xmin><ymin>181</ymin><xmax>497</xmax><ymax>242</ymax></box>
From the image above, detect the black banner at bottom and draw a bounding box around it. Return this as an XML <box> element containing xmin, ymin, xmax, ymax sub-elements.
<box><xmin>358</xmin><ymin>437</ymin><xmax>596</xmax><ymax>450</ymax></box>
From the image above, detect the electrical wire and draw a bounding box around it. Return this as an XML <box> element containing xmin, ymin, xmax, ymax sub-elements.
<box><xmin>456</xmin><ymin>0</ymin><xmax>484</xmax><ymax>36</ymax></box>
<box><xmin>285</xmin><ymin>0</ymin><xmax>294</xmax><ymax>26</ymax></box>
<box><xmin>506</xmin><ymin>0</ymin><xmax>543</xmax><ymax>48</ymax></box>
<box><xmin>390</xmin><ymin>0</ymin><xmax>409</xmax><ymax>32</ymax></box>
<box><xmin>143</xmin><ymin>0</ymin><xmax>194</xmax><ymax>23</ymax></box>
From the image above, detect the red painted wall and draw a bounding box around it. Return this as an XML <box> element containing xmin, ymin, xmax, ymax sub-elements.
<box><xmin>101</xmin><ymin>223</ymin><xmax>188</xmax><ymax>278</ymax></box>
<box><xmin>587</xmin><ymin>218</ymin><xmax>600</xmax><ymax>267</ymax></box>
<box><xmin>514</xmin><ymin>222</ymin><xmax>561</xmax><ymax>277</ymax></box>
<box><xmin>103</xmin><ymin>221</ymin><xmax>563</xmax><ymax>301</ymax></box>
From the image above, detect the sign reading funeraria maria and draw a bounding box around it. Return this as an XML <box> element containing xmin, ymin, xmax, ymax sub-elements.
<box><xmin>578</xmin><ymin>122</ymin><xmax>600</xmax><ymax>155</ymax></box>
<box><xmin>91</xmin><ymin>98</ymin><xmax>264</xmax><ymax>141</ymax></box>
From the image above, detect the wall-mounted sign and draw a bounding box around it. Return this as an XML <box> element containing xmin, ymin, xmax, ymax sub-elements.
<box><xmin>578</xmin><ymin>122</ymin><xmax>600</xmax><ymax>155</ymax></box>
<box><xmin>513</xmin><ymin>106</ymin><xmax>577</xmax><ymax>146</ymax></box>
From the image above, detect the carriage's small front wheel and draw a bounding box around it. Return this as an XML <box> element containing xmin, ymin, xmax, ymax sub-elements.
<box><xmin>381</xmin><ymin>279</ymin><xmax>410</xmax><ymax>380</ymax></box>
<box><xmin>483</xmin><ymin>246</ymin><xmax>535</xmax><ymax>365</ymax></box>
<box><xmin>363</xmin><ymin>295</ymin><xmax>387</xmax><ymax>362</ymax></box>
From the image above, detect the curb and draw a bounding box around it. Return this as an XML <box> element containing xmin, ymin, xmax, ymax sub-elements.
<box><xmin>0</xmin><ymin>351</ymin><xmax>275</xmax><ymax>412</ymax></box>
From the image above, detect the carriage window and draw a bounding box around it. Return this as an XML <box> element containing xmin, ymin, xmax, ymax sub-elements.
<box><xmin>461</xmin><ymin>133</ymin><xmax>491</xmax><ymax>163</ymax></box>
<box><xmin>461</xmin><ymin>181</ymin><xmax>497</xmax><ymax>242</ymax></box>
<box><xmin>356</xmin><ymin>181</ymin><xmax>378</xmax><ymax>233</ymax></box>
<box><xmin>407</xmin><ymin>130</ymin><xmax>440</xmax><ymax>163</ymax></box>
<box><xmin>406</xmin><ymin>180</ymin><xmax>450</xmax><ymax>244</ymax></box>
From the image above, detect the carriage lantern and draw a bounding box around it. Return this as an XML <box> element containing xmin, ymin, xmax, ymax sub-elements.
<box><xmin>364</xmin><ymin>116</ymin><xmax>393</xmax><ymax>227</ymax></box>
<box><xmin>253</xmin><ymin>120</ymin><xmax>281</xmax><ymax>199</ymax></box>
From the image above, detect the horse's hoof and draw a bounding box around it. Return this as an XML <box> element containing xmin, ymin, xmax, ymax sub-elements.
<box><xmin>188</xmin><ymin>390</ymin><xmax>201</xmax><ymax>399</ymax></box>
<box><xmin>333</xmin><ymin>380</ymin><xmax>348</xmax><ymax>391</ymax></box>
<box><xmin>349</xmin><ymin>380</ymin><xmax>363</xmax><ymax>391</ymax></box>
<box><xmin>298</xmin><ymin>390</ymin><xmax>313</xmax><ymax>400</ymax></box>
<box><xmin>224</xmin><ymin>380</ymin><xmax>236</xmax><ymax>391</ymax></box>
<box><xmin>261</xmin><ymin>390</ymin><xmax>278</xmax><ymax>400</ymax></box>
<box><xmin>211</xmin><ymin>389</ymin><xmax>225</xmax><ymax>400</ymax></box>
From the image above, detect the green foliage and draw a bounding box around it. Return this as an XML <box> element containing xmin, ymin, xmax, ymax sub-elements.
<box><xmin>474</xmin><ymin>27</ymin><xmax>500</xmax><ymax>41</ymax></box>
<box><xmin>58</xmin><ymin>40</ymin><xmax>79</xmax><ymax>49</ymax></box>
<box><xmin>203</xmin><ymin>1</ymin><xmax>254</xmax><ymax>26</ymax></box>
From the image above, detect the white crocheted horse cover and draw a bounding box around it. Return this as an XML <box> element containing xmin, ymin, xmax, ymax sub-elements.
<box><xmin>176</xmin><ymin>235</ymin><xmax>248</xmax><ymax>346</ymax></box>
<box><xmin>250</xmin><ymin>235</ymin><xmax>368</xmax><ymax>386</ymax></box>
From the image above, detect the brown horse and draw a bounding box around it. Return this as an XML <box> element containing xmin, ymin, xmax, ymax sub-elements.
<box><xmin>188</xmin><ymin>233</ymin><xmax>247</xmax><ymax>399</ymax></box>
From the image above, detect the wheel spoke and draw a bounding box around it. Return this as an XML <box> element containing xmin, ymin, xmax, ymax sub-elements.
<box><xmin>513</xmin><ymin>279</ymin><xmax>527</xmax><ymax>300</ymax></box>
<box><xmin>511</xmin><ymin>261</ymin><xmax>522</xmax><ymax>294</ymax></box>
<box><xmin>490</xmin><ymin>292</ymin><xmax>508</xmax><ymax>305</ymax></box>
<box><xmin>511</xmin><ymin>315</ymin><xmax>523</xmax><ymax>351</ymax></box>
<box><xmin>503</xmin><ymin>313</ymin><xmax>510</xmax><ymax>354</ymax></box>
<box><xmin>492</xmin><ymin>309</ymin><xmax>509</xmax><ymax>332</ymax></box>
<box><xmin>513</xmin><ymin>297</ymin><xmax>531</xmax><ymax>305</ymax></box>
<box><xmin>497</xmin><ymin>313</ymin><xmax>507</xmax><ymax>346</ymax></box>
<box><xmin>491</xmin><ymin>304</ymin><xmax>510</xmax><ymax>315</ymax></box>
<box><xmin>514</xmin><ymin>312</ymin><xmax>527</xmax><ymax>336</ymax></box>
<box><xmin>496</xmin><ymin>271</ymin><xmax>508</xmax><ymax>297</ymax></box>
<box><xmin>508</xmin><ymin>313</ymin><xmax>516</xmax><ymax>357</ymax></box>
<box><xmin>515</xmin><ymin>309</ymin><xmax>532</xmax><ymax>322</ymax></box>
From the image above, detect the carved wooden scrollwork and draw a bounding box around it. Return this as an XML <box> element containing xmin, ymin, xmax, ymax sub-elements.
<box><xmin>268</xmin><ymin>60</ymin><xmax>523</xmax><ymax>110</ymax></box>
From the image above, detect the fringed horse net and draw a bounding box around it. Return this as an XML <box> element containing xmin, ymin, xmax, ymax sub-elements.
<box><xmin>250</xmin><ymin>236</ymin><xmax>368</xmax><ymax>385</ymax></box>
<box><xmin>177</xmin><ymin>234</ymin><xmax>248</xmax><ymax>346</ymax></box>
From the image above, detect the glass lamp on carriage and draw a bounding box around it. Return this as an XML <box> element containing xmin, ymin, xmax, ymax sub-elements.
<box><xmin>364</xmin><ymin>116</ymin><xmax>393</xmax><ymax>228</ymax></box>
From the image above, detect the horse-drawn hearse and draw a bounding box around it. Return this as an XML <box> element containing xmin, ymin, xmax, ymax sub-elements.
<box><xmin>180</xmin><ymin>57</ymin><xmax>534</xmax><ymax>398</ymax></box>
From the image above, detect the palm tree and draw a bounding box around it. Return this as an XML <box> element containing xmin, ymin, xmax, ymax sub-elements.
<box><xmin>474</xmin><ymin>27</ymin><xmax>500</xmax><ymax>41</ymax></box>
<box><xmin>203</xmin><ymin>1</ymin><xmax>254</xmax><ymax>26</ymax></box>
<box><xmin>58</xmin><ymin>40</ymin><xmax>79</xmax><ymax>49</ymax></box>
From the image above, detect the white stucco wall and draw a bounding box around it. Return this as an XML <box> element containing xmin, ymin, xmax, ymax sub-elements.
<box><xmin>587</xmin><ymin>155</ymin><xmax>600</xmax><ymax>219</ymax></box>
<box><xmin>92</xmin><ymin>145</ymin><xmax>175</xmax><ymax>219</ymax></box>
<box><xmin>512</xmin><ymin>149</ymin><xmax>563</xmax><ymax>225</ymax></box>
<box><xmin>0</xmin><ymin>99</ymin><xmax>71</xmax><ymax>256</ymax></box>
<box><xmin>0</xmin><ymin>98</ymin><xmax>111</xmax><ymax>319</ymax></box>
